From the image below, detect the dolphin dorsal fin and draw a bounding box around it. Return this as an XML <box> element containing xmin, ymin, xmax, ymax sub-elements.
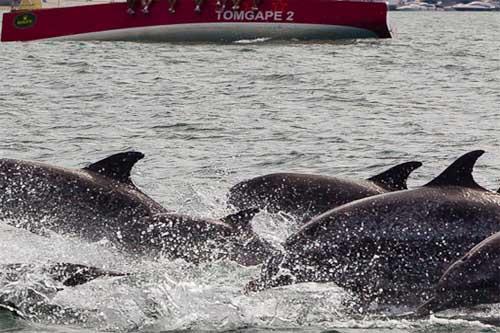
<box><xmin>368</xmin><ymin>161</ymin><xmax>422</xmax><ymax>191</ymax></box>
<box><xmin>424</xmin><ymin>150</ymin><xmax>485</xmax><ymax>189</ymax></box>
<box><xmin>221</xmin><ymin>208</ymin><xmax>260</xmax><ymax>234</ymax></box>
<box><xmin>84</xmin><ymin>151</ymin><xmax>145</xmax><ymax>184</ymax></box>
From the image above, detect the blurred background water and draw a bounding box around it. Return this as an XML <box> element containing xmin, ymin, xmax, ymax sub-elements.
<box><xmin>0</xmin><ymin>11</ymin><xmax>500</xmax><ymax>333</ymax></box>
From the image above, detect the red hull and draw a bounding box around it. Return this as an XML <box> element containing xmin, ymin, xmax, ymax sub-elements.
<box><xmin>1</xmin><ymin>0</ymin><xmax>391</xmax><ymax>42</ymax></box>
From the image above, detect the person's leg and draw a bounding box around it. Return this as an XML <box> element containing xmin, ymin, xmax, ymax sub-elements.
<box><xmin>168</xmin><ymin>0</ymin><xmax>177</xmax><ymax>12</ymax></box>
<box><xmin>126</xmin><ymin>0</ymin><xmax>135</xmax><ymax>14</ymax></box>
<box><xmin>195</xmin><ymin>0</ymin><xmax>203</xmax><ymax>12</ymax></box>
<box><xmin>232</xmin><ymin>0</ymin><xmax>240</xmax><ymax>10</ymax></box>
<box><xmin>141</xmin><ymin>0</ymin><xmax>152</xmax><ymax>13</ymax></box>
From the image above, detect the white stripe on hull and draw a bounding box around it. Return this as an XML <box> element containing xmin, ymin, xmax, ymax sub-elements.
<box><xmin>50</xmin><ymin>22</ymin><xmax>379</xmax><ymax>41</ymax></box>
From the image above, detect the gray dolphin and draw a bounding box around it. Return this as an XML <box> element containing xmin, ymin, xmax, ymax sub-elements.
<box><xmin>0</xmin><ymin>262</ymin><xmax>126</xmax><ymax>321</ymax></box>
<box><xmin>246</xmin><ymin>150</ymin><xmax>500</xmax><ymax>306</ymax></box>
<box><xmin>0</xmin><ymin>152</ymin><xmax>273</xmax><ymax>266</ymax></box>
<box><xmin>0</xmin><ymin>151</ymin><xmax>166</xmax><ymax>226</ymax></box>
<box><xmin>0</xmin><ymin>262</ymin><xmax>127</xmax><ymax>287</ymax></box>
<box><xmin>227</xmin><ymin>161</ymin><xmax>422</xmax><ymax>222</ymax></box>
<box><xmin>416</xmin><ymin>231</ymin><xmax>500</xmax><ymax>316</ymax></box>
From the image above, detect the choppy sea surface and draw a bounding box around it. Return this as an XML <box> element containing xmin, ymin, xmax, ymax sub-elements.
<box><xmin>1</xmin><ymin>10</ymin><xmax>500</xmax><ymax>333</ymax></box>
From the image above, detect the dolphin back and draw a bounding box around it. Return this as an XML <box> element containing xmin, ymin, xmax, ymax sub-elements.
<box><xmin>415</xmin><ymin>231</ymin><xmax>500</xmax><ymax>315</ymax></box>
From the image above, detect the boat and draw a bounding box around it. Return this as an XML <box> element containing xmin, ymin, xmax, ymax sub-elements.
<box><xmin>396</xmin><ymin>2</ymin><xmax>437</xmax><ymax>10</ymax></box>
<box><xmin>451</xmin><ymin>1</ymin><xmax>498</xmax><ymax>10</ymax></box>
<box><xmin>1</xmin><ymin>0</ymin><xmax>392</xmax><ymax>42</ymax></box>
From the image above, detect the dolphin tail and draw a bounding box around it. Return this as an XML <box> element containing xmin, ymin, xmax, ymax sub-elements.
<box><xmin>368</xmin><ymin>161</ymin><xmax>422</xmax><ymax>191</ymax></box>
<box><xmin>221</xmin><ymin>208</ymin><xmax>260</xmax><ymax>234</ymax></box>
<box><xmin>47</xmin><ymin>263</ymin><xmax>129</xmax><ymax>287</ymax></box>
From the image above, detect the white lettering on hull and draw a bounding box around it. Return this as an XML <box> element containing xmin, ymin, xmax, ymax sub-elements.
<box><xmin>216</xmin><ymin>10</ymin><xmax>295</xmax><ymax>22</ymax></box>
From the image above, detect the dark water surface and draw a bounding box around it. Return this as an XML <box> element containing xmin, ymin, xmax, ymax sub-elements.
<box><xmin>1</xmin><ymin>11</ymin><xmax>500</xmax><ymax>332</ymax></box>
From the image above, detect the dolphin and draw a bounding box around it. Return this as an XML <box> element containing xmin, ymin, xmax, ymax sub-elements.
<box><xmin>416</xmin><ymin>231</ymin><xmax>500</xmax><ymax>316</ymax></box>
<box><xmin>0</xmin><ymin>152</ymin><xmax>274</xmax><ymax>266</ymax></box>
<box><xmin>0</xmin><ymin>262</ymin><xmax>127</xmax><ymax>287</ymax></box>
<box><xmin>227</xmin><ymin>161</ymin><xmax>422</xmax><ymax>222</ymax></box>
<box><xmin>126</xmin><ymin>208</ymin><xmax>274</xmax><ymax>265</ymax></box>
<box><xmin>246</xmin><ymin>150</ymin><xmax>500</xmax><ymax>306</ymax></box>
<box><xmin>0</xmin><ymin>262</ymin><xmax>127</xmax><ymax>321</ymax></box>
<box><xmin>0</xmin><ymin>151</ymin><xmax>166</xmax><ymax>226</ymax></box>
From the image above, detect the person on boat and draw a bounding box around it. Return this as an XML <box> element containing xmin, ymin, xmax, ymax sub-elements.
<box><xmin>194</xmin><ymin>0</ymin><xmax>203</xmax><ymax>12</ymax></box>
<box><xmin>232</xmin><ymin>0</ymin><xmax>241</xmax><ymax>9</ymax></box>
<box><xmin>231</xmin><ymin>0</ymin><xmax>260</xmax><ymax>10</ymax></box>
<box><xmin>126</xmin><ymin>0</ymin><xmax>136</xmax><ymax>14</ymax></box>
<box><xmin>168</xmin><ymin>0</ymin><xmax>177</xmax><ymax>12</ymax></box>
<box><xmin>11</xmin><ymin>0</ymin><xmax>21</xmax><ymax>9</ymax></box>
<box><xmin>216</xmin><ymin>0</ymin><xmax>227</xmax><ymax>9</ymax></box>
<box><xmin>141</xmin><ymin>0</ymin><xmax>152</xmax><ymax>13</ymax></box>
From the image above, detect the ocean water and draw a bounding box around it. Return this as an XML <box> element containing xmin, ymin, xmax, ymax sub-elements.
<box><xmin>1</xmin><ymin>10</ymin><xmax>500</xmax><ymax>332</ymax></box>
